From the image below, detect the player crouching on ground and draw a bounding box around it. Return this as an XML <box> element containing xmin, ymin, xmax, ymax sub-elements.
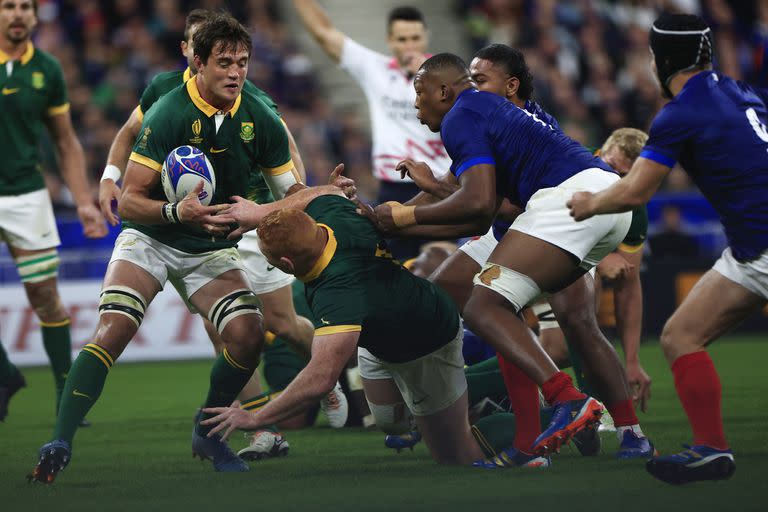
<box><xmin>200</xmin><ymin>185</ymin><xmax>487</xmax><ymax>465</ymax></box>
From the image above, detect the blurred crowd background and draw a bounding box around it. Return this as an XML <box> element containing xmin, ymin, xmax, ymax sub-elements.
<box><xmin>10</xmin><ymin>0</ymin><xmax>768</xmax><ymax>281</ymax></box>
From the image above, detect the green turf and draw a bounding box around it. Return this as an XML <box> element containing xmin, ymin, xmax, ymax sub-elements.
<box><xmin>1</xmin><ymin>337</ymin><xmax>766</xmax><ymax>511</ymax></box>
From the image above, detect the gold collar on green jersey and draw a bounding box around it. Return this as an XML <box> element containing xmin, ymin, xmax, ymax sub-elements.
<box><xmin>186</xmin><ymin>76</ymin><xmax>242</xmax><ymax>118</ymax></box>
<box><xmin>0</xmin><ymin>41</ymin><xmax>34</xmax><ymax>65</ymax></box>
<box><xmin>183</xmin><ymin>67</ymin><xmax>192</xmax><ymax>82</ymax></box>
<box><xmin>298</xmin><ymin>224</ymin><xmax>337</xmax><ymax>282</ymax></box>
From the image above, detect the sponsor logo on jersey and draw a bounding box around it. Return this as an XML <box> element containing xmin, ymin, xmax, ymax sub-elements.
<box><xmin>190</xmin><ymin>119</ymin><xmax>203</xmax><ymax>144</ymax></box>
<box><xmin>32</xmin><ymin>71</ymin><xmax>44</xmax><ymax>89</ymax></box>
<box><xmin>240</xmin><ymin>122</ymin><xmax>254</xmax><ymax>142</ymax></box>
<box><xmin>210</xmin><ymin>147</ymin><xmax>228</xmax><ymax>154</ymax></box>
<box><xmin>1</xmin><ymin>87</ymin><xmax>19</xmax><ymax>95</ymax></box>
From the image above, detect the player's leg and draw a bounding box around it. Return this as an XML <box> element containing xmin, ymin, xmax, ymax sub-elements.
<box><xmin>11</xmin><ymin>246</ymin><xmax>73</xmax><ymax>412</ymax></box>
<box><xmin>359</xmin><ymin>347</ymin><xmax>421</xmax><ymax>451</ymax></box>
<box><xmin>549</xmin><ymin>274</ymin><xmax>653</xmax><ymax>458</ymax></box>
<box><xmin>531</xmin><ymin>301</ymin><xmax>570</xmax><ymax>367</ymax></box>
<box><xmin>383</xmin><ymin>331</ymin><xmax>484</xmax><ymax>465</ymax></box>
<box><xmin>647</xmin><ymin>258</ymin><xmax>766</xmax><ymax>484</ymax></box>
<box><xmin>29</xmin><ymin>258</ymin><xmax>162</xmax><ymax>483</ymax></box>
<box><xmin>189</xmin><ymin>268</ymin><xmax>263</xmax><ymax>431</ymax></box>
<box><xmin>0</xmin><ymin>339</ymin><xmax>26</xmax><ymax>422</ymax></box>
<box><xmin>433</xmin><ymin>229</ymin><xmax>543</xmax><ymax>455</ymax></box>
<box><xmin>203</xmin><ymin>318</ymin><xmax>262</xmax><ymax>400</ymax></box>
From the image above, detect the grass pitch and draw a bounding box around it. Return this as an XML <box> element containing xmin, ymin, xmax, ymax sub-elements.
<box><xmin>1</xmin><ymin>337</ymin><xmax>766</xmax><ymax>511</ymax></box>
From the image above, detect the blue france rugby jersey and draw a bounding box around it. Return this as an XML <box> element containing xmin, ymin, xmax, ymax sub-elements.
<box><xmin>441</xmin><ymin>89</ymin><xmax>613</xmax><ymax>210</ymax></box>
<box><xmin>491</xmin><ymin>99</ymin><xmax>563</xmax><ymax>241</ymax></box>
<box><xmin>640</xmin><ymin>71</ymin><xmax>768</xmax><ymax>261</ymax></box>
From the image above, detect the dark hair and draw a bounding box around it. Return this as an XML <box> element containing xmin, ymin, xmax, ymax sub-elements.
<box><xmin>387</xmin><ymin>6</ymin><xmax>426</xmax><ymax>31</ymax></box>
<box><xmin>473</xmin><ymin>44</ymin><xmax>534</xmax><ymax>100</ymax></box>
<box><xmin>192</xmin><ymin>12</ymin><xmax>252</xmax><ymax>65</ymax></box>
<box><xmin>419</xmin><ymin>52</ymin><xmax>469</xmax><ymax>76</ymax></box>
<box><xmin>184</xmin><ymin>9</ymin><xmax>212</xmax><ymax>42</ymax></box>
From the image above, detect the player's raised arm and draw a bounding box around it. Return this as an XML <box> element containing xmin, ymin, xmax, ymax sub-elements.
<box><xmin>46</xmin><ymin>110</ymin><xmax>107</xmax><ymax>239</ymax></box>
<box><xmin>99</xmin><ymin>106</ymin><xmax>143</xmax><ymax>225</ymax></box>
<box><xmin>568</xmin><ymin>157</ymin><xmax>670</xmax><ymax>221</ymax></box>
<box><xmin>292</xmin><ymin>0</ymin><xmax>345</xmax><ymax>63</ymax></box>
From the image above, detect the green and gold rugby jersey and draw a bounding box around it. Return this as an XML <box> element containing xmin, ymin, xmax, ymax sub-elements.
<box><xmin>127</xmin><ymin>76</ymin><xmax>293</xmax><ymax>253</ymax></box>
<box><xmin>0</xmin><ymin>43</ymin><xmax>69</xmax><ymax>195</ymax></box>
<box><xmin>300</xmin><ymin>195</ymin><xmax>460</xmax><ymax>363</ymax></box>
<box><xmin>136</xmin><ymin>67</ymin><xmax>279</xmax><ymax>205</ymax></box>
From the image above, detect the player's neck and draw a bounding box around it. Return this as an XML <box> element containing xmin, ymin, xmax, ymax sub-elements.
<box><xmin>668</xmin><ymin>69</ymin><xmax>708</xmax><ymax>97</ymax></box>
<box><xmin>195</xmin><ymin>75</ymin><xmax>235</xmax><ymax>113</ymax></box>
<box><xmin>0</xmin><ymin>37</ymin><xmax>29</xmax><ymax>60</ymax></box>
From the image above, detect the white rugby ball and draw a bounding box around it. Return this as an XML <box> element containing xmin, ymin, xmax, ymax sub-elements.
<box><xmin>161</xmin><ymin>145</ymin><xmax>216</xmax><ymax>205</ymax></box>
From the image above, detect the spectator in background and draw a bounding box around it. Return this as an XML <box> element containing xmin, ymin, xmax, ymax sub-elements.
<box><xmin>648</xmin><ymin>205</ymin><xmax>699</xmax><ymax>262</ymax></box>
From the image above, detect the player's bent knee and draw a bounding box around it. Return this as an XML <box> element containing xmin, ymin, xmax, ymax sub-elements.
<box><xmin>99</xmin><ymin>285</ymin><xmax>147</xmax><ymax>329</ymax></box>
<box><xmin>472</xmin><ymin>263</ymin><xmax>542</xmax><ymax>313</ymax></box>
<box><xmin>208</xmin><ymin>288</ymin><xmax>262</xmax><ymax>336</ymax></box>
<box><xmin>367</xmin><ymin>401</ymin><xmax>412</xmax><ymax>435</ymax></box>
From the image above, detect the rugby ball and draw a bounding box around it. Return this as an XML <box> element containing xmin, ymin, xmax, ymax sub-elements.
<box><xmin>161</xmin><ymin>145</ymin><xmax>216</xmax><ymax>205</ymax></box>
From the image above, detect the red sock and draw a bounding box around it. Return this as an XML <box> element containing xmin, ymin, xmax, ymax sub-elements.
<box><xmin>606</xmin><ymin>399</ymin><xmax>638</xmax><ymax>428</ymax></box>
<box><xmin>497</xmin><ymin>353</ymin><xmax>540</xmax><ymax>452</ymax></box>
<box><xmin>672</xmin><ymin>351</ymin><xmax>728</xmax><ymax>450</ymax></box>
<box><xmin>541</xmin><ymin>371</ymin><xmax>587</xmax><ymax>405</ymax></box>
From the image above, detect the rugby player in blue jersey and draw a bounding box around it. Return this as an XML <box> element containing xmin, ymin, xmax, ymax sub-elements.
<box><xmin>568</xmin><ymin>13</ymin><xmax>768</xmax><ymax>485</ymax></box>
<box><xmin>369</xmin><ymin>52</ymin><xmax>632</xmax><ymax>461</ymax></box>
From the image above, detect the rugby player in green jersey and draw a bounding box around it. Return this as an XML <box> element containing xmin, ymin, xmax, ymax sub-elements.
<box><xmin>0</xmin><ymin>0</ymin><xmax>106</xmax><ymax>422</ymax></box>
<box><xmin>200</xmin><ymin>187</ymin><xmax>488</xmax><ymax>465</ymax></box>
<box><xmin>29</xmin><ymin>13</ymin><xmax>306</xmax><ymax>483</ymax></box>
<box><xmin>97</xmin><ymin>8</ymin><xmax>349</xmax><ymax>459</ymax></box>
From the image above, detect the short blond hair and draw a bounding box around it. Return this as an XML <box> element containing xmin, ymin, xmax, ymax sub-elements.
<box><xmin>601</xmin><ymin>128</ymin><xmax>648</xmax><ymax>163</ymax></box>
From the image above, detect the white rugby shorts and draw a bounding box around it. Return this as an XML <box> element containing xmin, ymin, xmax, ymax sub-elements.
<box><xmin>109</xmin><ymin>228</ymin><xmax>246</xmax><ymax>310</ymax></box>
<box><xmin>511</xmin><ymin>168</ymin><xmax>632</xmax><ymax>270</ymax></box>
<box><xmin>713</xmin><ymin>247</ymin><xmax>768</xmax><ymax>299</ymax></box>
<box><xmin>357</xmin><ymin>323</ymin><xmax>467</xmax><ymax>417</ymax></box>
<box><xmin>0</xmin><ymin>188</ymin><xmax>60</xmax><ymax>250</ymax></box>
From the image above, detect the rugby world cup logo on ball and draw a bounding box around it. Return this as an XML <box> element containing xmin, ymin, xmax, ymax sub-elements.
<box><xmin>161</xmin><ymin>146</ymin><xmax>216</xmax><ymax>206</ymax></box>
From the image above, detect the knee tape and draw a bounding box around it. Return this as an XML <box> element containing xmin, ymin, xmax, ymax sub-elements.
<box><xmin>16</xmin><ymin>249</ymin><xmax>59</xmax><ymax>284</ymax></box>
<box><xmin>99</xmin><ymin>285</ymin><xmax>147</xmax><ymax>327</ymax></box>
<box><xmin>366</xmin><ymin>401</ymin><xmax>413</xmax><ymax>435</ymax></box>
<box><xmin>208</xmin><ymin>288</ymin><xmax>261</xmax><ymax>334</ymax></box>
<box><xmin>473</xmin><ymin>263</ymin><xmax>542</xmax><ymax>312</ymax></box>
<box><xmin>531</xmin><ymin>302</ymin><xmax>560</xmax><ymax>330</ymax></box>
<box><xmin>346</xmin><ymin>366</ymin><xmax>363</xmax><ymax>392</ymax></box>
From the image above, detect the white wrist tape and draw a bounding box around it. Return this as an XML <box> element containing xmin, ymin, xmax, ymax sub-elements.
<box><xmin>101</xmin><ymin>164</ymin><xmax>122</xmax><ymax>183</ymax></box>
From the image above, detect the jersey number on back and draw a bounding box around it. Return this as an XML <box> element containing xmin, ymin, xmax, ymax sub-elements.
<box><xmin>746</xmin><ymin>108</ymin><xmax>768</xmax><ymax>143</ymax></box>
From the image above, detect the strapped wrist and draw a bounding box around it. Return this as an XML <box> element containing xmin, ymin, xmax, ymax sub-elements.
<box><xmin>161</xmin><ymin>202</ymin><xmax>182</xmax><ymax>224</ymax></box>
<box><xmin>385</xmin><ymin>201</ymin><xmax>417</xmax><ymax>228</ymax></box>
<box><xmin>101</xmin><ymin>164</ymin><xmax>122</xmax><ymax>183</ymax></box>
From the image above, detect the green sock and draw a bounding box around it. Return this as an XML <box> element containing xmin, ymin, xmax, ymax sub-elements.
<box><xmin>465</xmin><ymin>356</ymin><xmax>507</xmax><ymax>406</ymax></box>
<box><xmin>52</xmin><ymin>343</ymin><xmax>113</xmax><ymax>444</ymax></box>
<box><xmin>239</xmin><ymin>391</ymin><xmax>279</xmax><ymax>432</ymax></box>
<box><xmin>472</xmin><ymin>409</ymin><xmax>555</xmax><ymax>457</ymax></box>
<box><xmin>41</xmin><ymin>320</ymin><xmax>73</xmax><ymax>410</ymax></box>
<box><xmin>0</xmin><ymin>340</ymin><xmax>18</xmax><ymax>384</ymax></box>
<box><xmin>197</xmin><ymin>349</ymin><xmax>255</xmax><ymax>436</ymax></box>
<box><xmin>566</xmin><ymin>344</ymin><xmax>594</xmax><ymax>396</ymax></box>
